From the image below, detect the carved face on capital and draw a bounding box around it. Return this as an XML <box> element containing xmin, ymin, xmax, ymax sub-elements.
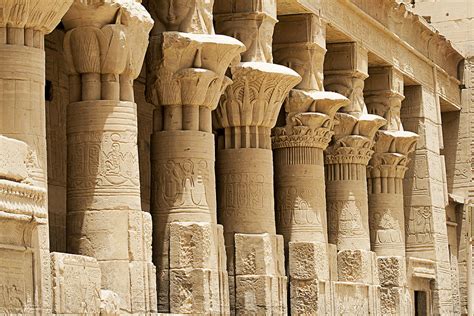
<box><xmin>153</xmin><ymin>0</ymin><xmax>193</xmax><ymax>31</ymax></box>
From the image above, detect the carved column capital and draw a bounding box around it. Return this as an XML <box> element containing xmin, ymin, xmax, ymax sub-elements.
<box><xmin>324</xmin><ymin>42</ymin><xmax>369</xmax><ymax>117</ymax></box>
<box><xmin>365</xmin><ymin>66</ymin><xmax>405</xmax><ymax>131</ymax></box>
<box><xmin>273</xmin><ymin>13</ymin><xmax>326</xmax><ymax>91</ymax></box>
<box><xmin>272</xmin><ymin>90</ymin><xmax>348</xmax><ymax>150</ymax></box>
<box><xmin>214</xmin><ymin>0</ymin><xmax>277</xmax><ymax>63</ymax></box>
<box><xmin>368</xmin><ymin>130</ymin><xmax>418</xmax><ymax>179</ymax></box>
<box><xmin>147</xmin><ymin>0</ymin><xmax>215</xmax><ymax>34</ymax></box>
<box><xmin>0</xmin><ymin>0</ymin><xmax>72</xmax><ymax>33</ymax></box>
<box><xmin>325</xmin><ymin>113</ymin><xmax>386</xmax><ymax>165</ymax></box>
<box><xmin>63</xmin><ymin>0</ymin><xmax>153</xmax><ymax>76</ymax></box>
<box><xmin>147</xmin><ymin>32</ymin><xmax>245</xmax><ymax>109</ymax></box>
<box><xmin>214</xmin><ymin>62</ymin><xmax>300</xmax><ymax>149</ymax></box>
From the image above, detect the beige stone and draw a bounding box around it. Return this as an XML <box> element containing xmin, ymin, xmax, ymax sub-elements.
<box><xmin>0</xmin><ymin>0</ymin><xmax>471</xmax><ymax>314</ymax></box>
<box><xmin>50</xmin><ymin>252</ymin><xmax>101</xmax><ymax>314</ymax></box>
<box><xmin>146</xmin><ymin>1</ymin><xmax>245</xmax><ymax>314</ymax></box>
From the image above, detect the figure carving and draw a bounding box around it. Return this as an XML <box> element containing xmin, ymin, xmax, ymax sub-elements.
<box><xmin>374</xmin><ymin>209</ymin><xmax>402</xmax><ymax>244</ymax></box>
<box><xmin>406</xmin><ymin>206</ymin><xmax>433</xmax><ymax>244</ymax></box>
<box><xmin>148</xmin><ymin>0</ymin><xmax>215</xmax><ymax>34</ymax></box>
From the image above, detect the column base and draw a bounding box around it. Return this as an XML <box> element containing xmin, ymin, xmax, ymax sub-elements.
<box><xmin>288</xmin><ymin>241</ymin><xmax>330</xmax><ymax>314</ymax></box>
<box><xmin>231</xmin><ymin>233</ymin><xmax>287</xmax><ymax>315</ymax></box>
<box><xmin>158</xmin><ymin>222</ymin><xmax>229</xmax><ymax>315</ymax></box>
<box><xmin>377</xmin><ymin>256</ymin><xmax>410</xmax><ymax>315</ymax></box>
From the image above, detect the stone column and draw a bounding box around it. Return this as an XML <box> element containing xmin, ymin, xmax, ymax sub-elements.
<box><xmin>365</xmin><ymin>67</ymin><xmax>419</xmax><ymax>315</ymax></box>
<box><xmin>272</xmin><ymin>13</ymin><xmax>349</xmax><ymax>315</ymax></box>
<box><xmin>145</xmin><ymin>1</ymin><xmax>245</xmax><ymax>314</ymax></box>
<box><xmin>401</xmin><ymin>85</ymin><xmax>454</xmax><ymax>315</ymax></box>
<box><xmin>214</xmin><ymin>1</ymin><xmax>301</xmax><ymax>314</ymax></box>
<box><xmin>0</xmin><ymin>1</ymin><xmax>72</xmax><ymax>313</ymax></box>
<box><xmin>62</xmin><ymin>2</ymin><xmax>156</xmax><ymax>313</ymax></box>
<box><xmin>324</xmin><ymin>42</ymin><xmax>386</xmax><ymax>315</ymax></box>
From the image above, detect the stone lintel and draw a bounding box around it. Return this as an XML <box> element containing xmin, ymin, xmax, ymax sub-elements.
<box><xmin>407</xmin><ymin>257</ymin><xmax>437</xmax><ymax>280</ymax></box>
<box><xmin>337</xmin><ymin>249</ymin><xmax>377</xmax><ymax>285</ymax></box>
<box><xmin>214</xmin><ymin>0</ymin><xmax>277</xmax><ymax>17</ymax></box>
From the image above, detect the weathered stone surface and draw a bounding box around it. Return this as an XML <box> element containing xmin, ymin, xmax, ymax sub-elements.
<box><xmin>0</xmin><ymin>0</ymin><xmax>471</xmax><ymax>315</ymax></box>
<box><xmin>50</xmin><ymin>252</ymin><xmax>101</xmax><ymax>314</ymax></box>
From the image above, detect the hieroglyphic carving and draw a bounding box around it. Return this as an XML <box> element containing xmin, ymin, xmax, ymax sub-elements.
<box><xmin>327</xmin><ymin>199</ymin><xmax>367</xmax><ymax>248</ymax></box>
<box><xmin>406</xmin><ymin>206</ymin><xmax>434</xmax><ymax>245</ymax></box>
<box><xmin>68</xmin><ymin>131</ymin><xmax>140</xmax><ymax>190</ymax></box>
<box><xmin>154</xmin><ymin>158</ymin><xmax>210</xmax><ymax>210</ymax></box>
<box><xmin>219</xmin><ymin>173</ymin><xmax>264</xmax><ymax>211</ymax></box>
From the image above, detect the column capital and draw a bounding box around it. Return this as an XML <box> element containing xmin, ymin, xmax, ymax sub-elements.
<box><xmin>365</xmin><ymin>66</ymin><xmax>405</xmax><ymax>131</ymax></box>
<box><xmin>368</xmin><ymin>130</ymin><xmax>419</xmax><ymax>179</ymax></box>
<box><xmin>325</xmin><ymin>113</ymin><xmax>386</xmax><ymax>165</ymax></box>
<box><xmin>214</xmin><ymin>62</ymin><xmax>301</xmax><ymax>149</ymax></box>
<box><xmin>272</xmin><ymin>90</ymin><xmax>348</xmax><ymax>149</ymax></box>
<box><xmin>273</xmin><ymin>13</ymin><xmax>326</xmax><ymax>91</ymax></box>
<box><xmin>63</xmin><ymin>0</ymin><xmax>153</xmax><ymax>79</ymax></box>
<box><xmin>214</xmin><ymin>1</ymin><xmax>277</xmax><ymax>63</ymax></box>
<box><xmin>0</xmin><ymin>0</ymin><xmax>72</xmax><ymax>33</ymax></box>
<box><xmin>147</xmin><ymin>32</ymin><xmax>245</xmax><ymax>109</ymax></box>
<box><xmin>147</xmin><ymin>0</ymin><xmax>215</xmax><ymax>34</ymax></box>
<box><xmin>324</xmin><ymin>42</ymin><xmax>369</xmax><ymax>116</ymax></box>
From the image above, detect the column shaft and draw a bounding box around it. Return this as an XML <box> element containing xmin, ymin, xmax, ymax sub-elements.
<box><xmin>0</xmin><ymin>1</ymin><xmax>72</xmax><ymax>313</ymax></box>
<box><xmin>63</xmin><ymin>2</ymin><xmax>156</xmax><ymax>313</ymax></box>
<box><xmin>214</xmin><ymin>2</ymin><xmax>302</xmax><ymax>313</ymax></box>
<box><xmin>146</xmin><ymin>3</ymin><xmax>245</xmax><ymax>312</ymax></box>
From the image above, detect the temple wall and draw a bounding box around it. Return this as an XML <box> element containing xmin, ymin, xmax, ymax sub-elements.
<box><xmin>0</xmin><ymin>0</ymin><xmax>472</xmax><ymax>315</ymax></box>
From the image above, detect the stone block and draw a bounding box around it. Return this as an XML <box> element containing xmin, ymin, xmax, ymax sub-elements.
<box><xmin>99</xmin><ymin>260</ymin><xmax>131</xmax><ymax>312</ymax></box>
<box><xmin>0</xmin><ymin>136</ymin><xmax>28</xmax><ymax>182</ymax></box>
<box><xmin>67</xmin><ymin>210</ymin><xmax>129</xmax><ymax>261</ymax></box>
<box><xmin>377</xmin><ymin>256</ymin><xmax>406</xmax><ymax>287</ymax></box>
<box><xmin>235</xmin><ymin>275</ymin><xmax>272</xmax><ymax>315</ymax></box>
<box><xmin>289</xmin><ymin>241</ymin><xmax>329</xmax><ymax>280</ymax></box>
<box><xmin>334</xmin><ymin>282</ymin><xmax>370</xmax><ymax>315</ymax></box>
<box><xmin>128</xmin><ymin>210</ymin><xmax>153</xmax><ymax>262</ymax></box>
<box><xmin>337</xmin><ymin>249</ymin><xmax>374</xmax><ymax>284</ymax></box>
<box><xmin>169</xmin><ymin>222</ymin><xmax>214</xmax><ymax>270</ymax></box>
<box><xmin>147</xmin><ymin>263</ymin><xmax>158</xmax><ymax>313</ymax></box>
<box><xmin>379</xmin><ymin>286</ymin><xmax>407</xmax><ymax>316</ymax></box>
<box><xmin>290</xmin><ymin>278</ymin><xmax>319</xmax><ymax>315</ymax></box>
<box><xmin>129</xmin><ymin>261</ymin><xmax>147</xmax><ymax>313</ymax></box>
<box><xmin>235</xmin><ymin>233</ymin><xmax>276</xmax><ymax>276</ymax></box>
<box><xmin>169</xmin><ymin>269</ymin><xmax>214</xmax><ymax>314</ymax></box>
<box><xmin>50</xmin><ymin>252</ymin><xmax>101</xmax><ymax>314</ymax></box>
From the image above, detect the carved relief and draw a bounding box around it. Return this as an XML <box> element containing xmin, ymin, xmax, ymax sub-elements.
<box><xmin>338</xmin><ymin>199</ymin><xmax>366</xmax><ymax>240</ymax></box>
<box><xmin>0</xmin><ymin>250</ymin><xmax>33</xmax><ymax>314</ymax></box>
<box><xmin>370</xmin><ymin>209</ymin><xmax>403</xmax><ymax>246</ymax></box>
<box><xmin>275</xmin><ymin>186</ymin><xmax>323</xmax><ymax>228</ymax></box>
<box><xmin>148</xmin><ymin>0</ymin><xmax>215</xmax><ymax>34</ymax></box>
<box><xmin>219</xmin><ymin>173</ymin><xmax>264</xmax><ymax>211</ymax></box>
<box><xmin>154</xmin><ymin>158</ymin><xmax>210</xmax><ymax>210</ymax></box>
<box><xmin>406</xmin><ymin>206</ymin><xmax>433</xmax><ymax>244</ymax></box>
<box><xmin>68</xmin><ymin>131</ymin><xmax>140</xmax><ymax>190</ymax></box>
